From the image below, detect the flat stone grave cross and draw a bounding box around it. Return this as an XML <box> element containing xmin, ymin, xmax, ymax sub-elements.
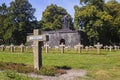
<box><xmin>10</xmin><ymin>44</ymin><xmax>14</xmax><ymax>52</ymax></box>
<box><xmin>94</xmin><ymin>42</ymin><xmax>103</xmax><ymax>55</ymax></box>
<box><xmin>20</xmin><ymin>43</ymin><xmax>24</xmax><ymax>53</ymax></box>
<box><xmin>44</xmin><ymin>43</ymin><xmax>49</xmax><ymax>53</ymax></box>
<box><xmin>76</xmin><ymin>43</ymin><xmax>83</xmax><ymax>53</ymax></box>
<box><xmin>27</xmin><ymin>29</ymin><xmax>49</xmax><ymax>70</ymax></box>
<box><xmin>109</xmin><ymin>46</ymin><xmax>113</xmax><ymax>52</ymax></box>
<box><xmin>114</xmin><ymin>45</ymin><xmax>118</xmax><ymax>51</ymax></box>
<box><xmin>104</xmin><ymin>45</ymin><xmax>109</xmax><ymax>51</ymax></box>
<box><xmin>85</xmin><ymin>46</ymin><xmax>89</xmax><ymax>52</ymax></box>
<box><xmin>0</xmin><ymin>45</ymin><xmax>5</xmax><ymax>52</ymax></box>
<box><xmin>59</xmin><ymin>43</ymin><xmax>65</xmax><ymax>53</ymax></box>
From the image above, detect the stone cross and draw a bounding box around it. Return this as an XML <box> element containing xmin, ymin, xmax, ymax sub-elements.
<box><xmin>109</xmin><ymin>46</ymin><xmax>113</xmax><ymax>52</ymax></box>
<box><xmin>10</xmin><ymin>44</ymin><xmax>14</xmax><ymax>52</ymax></box>
<box><xmin>59</xmin><ymin>43</ymin><xmax>65</xmax><ymax>53</ymax></box>
<box><xmin>114</xmin><ymin>45</ymin><xmax>118</xmax><ymax>51</ymax></box>
<box><xmin>1</xmin><ymin>45</ymin><xmax>5</xmax><ymax>52</ymax></box>
<box><xmin>76</xmin><ymin>43</ymin><xmax>83</xmax><ymax>53</ymax></box>
<box><xmin>27</xmin><ymin>29</ymin><xmax>49</xmax><ymax>70</ymax></box>
<box><xmin>94</xmin><ymin>42</ymin><xmax>102</xmax><ymax>55</ymax></box>
<box><xmin>104</xmin><ymin>45</ymin><xmax>109</xmax><ymax>51</ymax></box>
<box><xmin>85</xmin><ymin>46</ymin><xmax>89</xmax><ymax>52</ymax></box>
<box><xmin>44</xmin><ymin>43</ymin><xmax>49</xmax><ymax>53</ymax></box>
<box><xmin>20</xmin><ymin>43</ymin><xmax>24</xmax><ymax>53</ymax></box>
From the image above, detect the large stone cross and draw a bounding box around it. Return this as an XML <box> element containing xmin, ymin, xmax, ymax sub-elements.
<box><xmin>94</xmin><ymin>42</ymin><xmax>102</xmax><ymax>55</ymax></box>
<box><xmin>27</xmin><ymin>29</ymin><xmax>49</xmax><ymax>70</ymax></box>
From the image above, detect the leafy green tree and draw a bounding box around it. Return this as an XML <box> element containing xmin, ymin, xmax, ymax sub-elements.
<box><xmin>105</xmin><ymin>0</ymin><xmax>120</xmax><ymax>44</ymax></box>
<box><xmin>0</xmin><ymin>0</ymin><xmax>37</xmax><ymax>44</ymax></box>
<box><xmin>40</xmin><ymin>4</ymin><xmax>73</xmax><ymax>31</ymax></box>
<box><xmin>0</xmin><ymin>3</ymin><xmax>8</xmax><ymax>44</ymax></box>
<box><xmin>74</xmin><ymin>0</ymin><xmax>117</xmax><ymax>45</ymax></box>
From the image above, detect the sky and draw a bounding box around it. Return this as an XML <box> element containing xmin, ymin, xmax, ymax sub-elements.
<box><xmin>0</xmin><ymin>0</ymin><xmax>120</xmax><ymax>21</ymax></box>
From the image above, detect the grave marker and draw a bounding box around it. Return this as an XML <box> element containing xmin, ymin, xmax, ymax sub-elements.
<box><xmin>27</xmin><ymin>29</ymin><xmax>49</xmax><ymax>70</ymax></box>
<box><xmin>104</xmin><ymin>45</ymin><xmax>109</xmax><ymax>51</ymax></box>
<box><xmin>109</xmin><ymin>46</ymin><xmax>113</xmax><ymax>52</ymax></box>
<box><xmin>85</xmin><ymin>46</ymin><xmax>89</xmax><ymax>52</ymax></box>
<box><xmin>1</xmin><ymin>45</ymin><xmax>5</xmax><ymax>52</ymax></box>
<box><xmin>20</xmin><ymin>44</ymin><xmax>24</xmax><ymax>53</ymax></box>
<box><xmin>94</xmin><ymin>42</ymin><xmax>102</xmax><ymax>55</ymax></box>
<box><xmin>76</xmin><ymin>43</ymin><xmax>83</xmax><ymax>53</ymax></box>
<box><xmin>44</xmin><ymin>43</ymin><xmax>49</xmax><ymax>53</ymax></box>
<box><xmin>10</xmin><ymin>44</ymin><xmax>14</xmax><ymax>52</ymax></box>
<box><xmin>59</xmin><ymin>43</ymin><xmax>65</xmax><ymax>53</ymax></box>
<box><xmin>114</xmin><ymin>45</ymin><xmax>117</xmax><ymax>51</ymax></box>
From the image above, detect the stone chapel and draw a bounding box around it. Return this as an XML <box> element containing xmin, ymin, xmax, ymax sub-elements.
<box><xmin>42</xmin><ymin>15</ymin><xmax>81</xmax><ymax>48</ymax></box>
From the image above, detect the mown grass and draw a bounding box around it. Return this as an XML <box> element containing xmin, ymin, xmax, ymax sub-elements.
<box><xmin>0</xmin><ymin>49</ymin><xmax>120</xmax><ymax>80</ymax></box>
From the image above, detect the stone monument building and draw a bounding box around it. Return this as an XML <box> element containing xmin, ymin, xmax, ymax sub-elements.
<box><xmin>42</xmin><ymin>15</ymin><xmax>81</xmax><ymax>48</ymax></box>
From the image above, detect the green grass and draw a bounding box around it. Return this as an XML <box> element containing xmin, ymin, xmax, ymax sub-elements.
<box><xmin>0</xmin><ymin>70</ymin><xmax>38</xmax><ymax>80</ymax></box>
<box><xmin>0</xmin><ymin>49</ymin><xmax>120</xmax><ymax>80</ymax></box>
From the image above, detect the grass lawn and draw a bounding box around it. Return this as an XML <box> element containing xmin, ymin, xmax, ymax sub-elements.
<box><xmin>0</xmin><ymin>49</ymin><xmax>120</xmax><ymax>80</ymax></box>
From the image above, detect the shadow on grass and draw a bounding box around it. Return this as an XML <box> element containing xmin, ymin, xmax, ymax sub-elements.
<box><xmin>55</xmin><ymin>66</ymin><xmax>71</xmax><ymax>70</ymax></box>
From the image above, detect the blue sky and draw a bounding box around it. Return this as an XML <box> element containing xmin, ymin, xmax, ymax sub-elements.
<box><xmin>0</xmin><ymin>0</ymin><xmax>120</xmax><ymax>20</ymax></box>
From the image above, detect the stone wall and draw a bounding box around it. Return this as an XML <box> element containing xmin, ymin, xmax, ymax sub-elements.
<box><xmin>42</xmin><ymin>29</ymin><xmax>80</xmax><ymax>48</ymax></box>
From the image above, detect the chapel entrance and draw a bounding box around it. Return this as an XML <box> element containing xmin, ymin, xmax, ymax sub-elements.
<box><xmin>59</xmin><ymin>39</ymin><xmax>65</xmax><ymax>45</ymax></box>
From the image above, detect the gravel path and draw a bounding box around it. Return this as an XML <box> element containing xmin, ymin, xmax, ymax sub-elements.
<box><xmin>28</xmin><ymin>69</ymin><xmax>86</xmax><ymax>80</ymax></box>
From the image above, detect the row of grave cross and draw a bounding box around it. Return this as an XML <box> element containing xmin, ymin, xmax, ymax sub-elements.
<box><xmin>0</xmin><ymin>44</ymin><xmax>25</xmax><ymax>52</ymax></box>
<box><xmin>43</xmin><ymin>42</ymin><xmax>119</xmax><ymax>54</ymax></box>
<box><xmin>0</xmin><ymin>43</ymin><xmax>119</xmax><ymax>54</ymax></box>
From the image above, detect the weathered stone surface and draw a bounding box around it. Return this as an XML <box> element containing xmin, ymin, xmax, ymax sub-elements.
<box><xmin>42</xmin><ymin>30</ymin><xmax>80</xmax><ymax>48</ymax></box>
<box><xmin>27</xmin><ymin>29</ymin><xmax>44</xmax><ymax>70</ymax></box>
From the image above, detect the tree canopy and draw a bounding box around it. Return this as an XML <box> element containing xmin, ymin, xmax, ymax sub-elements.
<box><xmin>40</xmin><ymin>4</ymin><xmax>73</xmax><ymax>31</ymax></box>
<box><xmin>74</xmin><ymin>0</ymin><xmax>120</xmax><ymax>45</ymax></box>
<box><xmin>0</xmin><ymin>0</ymin><xmax>37</xmax><ymax>44</ymax></box>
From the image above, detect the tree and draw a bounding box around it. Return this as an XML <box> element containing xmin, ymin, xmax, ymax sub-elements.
<box><xmin>40</xmin><ymin>4</ymin><xmax>73</xmax><ymax>31</ymax></box>
<box><xmin>74</xmin><ymin>0</ymin><xmax>116</xmax><ymax>45</ymax></box>
<box><xmin>0</xmin><ymin>0</ymin><xmax>37</xmax><ymax>44</ymax></box>
<box><xmin>0</xmin><ymin>3</ymin><xmax>8</xmax><ymax>44</ymax></box>
<box><xmin>105</xmin><ymin>0</ymin><xmax>120</xmax><ymax>44</ymax></box>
